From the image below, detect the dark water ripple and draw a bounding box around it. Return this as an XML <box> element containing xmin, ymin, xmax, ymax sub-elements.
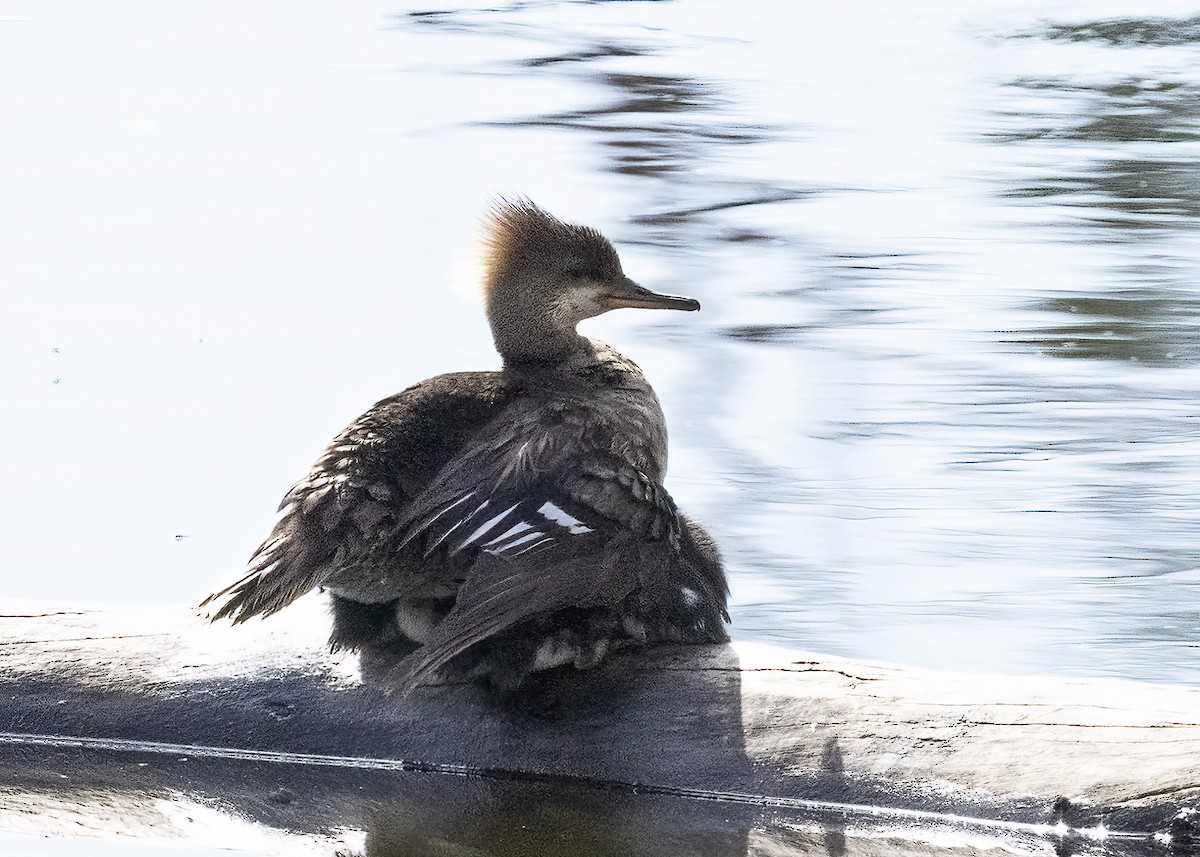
<box><xmin>1033</xmin><ymin>15</ymin><xmax>1200</xmax><ymax>47</ymax></box>
<box><xmin>994</xmin><ymin>17</ymin><xmax>1200</xmax><ymax>375</ymax></box>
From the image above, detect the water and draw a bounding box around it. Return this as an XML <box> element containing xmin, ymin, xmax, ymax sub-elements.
<box><xmin>3</xmin><ymin>0</ymin><xmax>1199</xmax><ymax>853</ymax></box>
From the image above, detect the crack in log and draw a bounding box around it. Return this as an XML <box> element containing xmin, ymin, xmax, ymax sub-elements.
<box><xmin>840</xmin><ymin>693</ymin><xmax>1200</xmax><ymax>721</ymax></box>
<box><xmin>878</xmin><ymin>699</ymin><xmax>1200</xmax><ymax>712</ymax></box>
<box><xmin>1123</xmin><ymin>783</ymin><xmax>1200</xmax><ymax>802</ymax></box>
<box><xmin>754</xmin><ymin>721</ymin><xmax>852</xmax><ymax>731</ymax></box>
<box><xmin>0</xmin><ymin>634</ymin><xmax>172</xmax><ymax>647</ymax></box>
<box><xmin>0</xmin><ymin>612</ymin><xmax>90</xmax><ymax>619</ymax></box>
<box><xmin>954</xmin><ymin>719</ymin><xmax>1200</xmax><ymax>729</ymax></box>
<box><xmin>649</xmin><ymin>665</ymin><xmax>880</xmax><ymax>682</ymax></box>
<box><xmin>873</xmin><ymin>716</ymin><xmax>1200</xmax><ymax>732</ymax></box>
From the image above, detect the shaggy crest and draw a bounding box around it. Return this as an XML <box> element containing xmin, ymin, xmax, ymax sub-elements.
<box><xmin>480</xmin><ymin>198</ymin><xmax>620</xmax><ymax>298</ymax></box>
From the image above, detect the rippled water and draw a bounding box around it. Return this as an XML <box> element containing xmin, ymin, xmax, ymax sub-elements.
<box><xmin>12</xmin><ymin>0</ymin><xmax>1196</xmax><ymax>683</ymax></box>
<box><xmin>3</xmin><ymin>1</ymin><xmax>1200</xmax><ymax>851</ymax></box>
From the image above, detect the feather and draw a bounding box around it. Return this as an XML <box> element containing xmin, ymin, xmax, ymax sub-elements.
<box><xmin>383</xmin><ymin>540</ymin><xmax>638</xmax><ymax>694</ymax></box>
<box><xmin>200</xmin><ymin>372</ymin><xmax>510</xmax><ymax>624</ymax></box>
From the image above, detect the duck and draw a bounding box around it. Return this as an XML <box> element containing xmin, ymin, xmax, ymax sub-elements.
<box><xmin>201</xmin><ymin>199</ymin><xmax>729</xmax><ymax>695</ymax></box>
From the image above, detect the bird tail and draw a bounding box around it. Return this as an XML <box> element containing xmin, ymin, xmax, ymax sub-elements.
<box><xmin>199</xmin><ymin>516</ymin><xmax>318</xmax><ymax>623</ymax></box>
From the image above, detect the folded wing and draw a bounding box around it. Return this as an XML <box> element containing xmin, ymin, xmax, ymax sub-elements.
<box><xmin>200</xmin><ymin>373</ymin><xmax>508</xmax><ymax>622</ymax></box>
<box><xmin>380</xmin><ymin>415</ymin><xmax>707</xmax><ymax>691</ymax></box>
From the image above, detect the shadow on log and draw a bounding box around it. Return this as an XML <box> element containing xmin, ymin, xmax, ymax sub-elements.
<box><xmin>1</xmin><ymin>600</ymin><xmax>1198</xmax><ymax>855</ymax></box>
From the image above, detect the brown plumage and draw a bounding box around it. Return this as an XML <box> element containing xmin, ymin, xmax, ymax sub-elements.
<box><xmin>200</xmin><ymin>199</ymin><xmax>728</xmax><ymax>695</ymax></box>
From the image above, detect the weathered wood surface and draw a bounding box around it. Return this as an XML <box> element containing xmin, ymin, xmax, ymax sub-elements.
<box><xmin>1</xmin><ymin>600</ymin><xmax>1198</xmax><ymax>854</ymax></box>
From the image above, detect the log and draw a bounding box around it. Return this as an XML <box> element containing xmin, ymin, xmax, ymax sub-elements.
<box><xmin>1</xmin><ymin>599</ymin><xmax>1198</xmax><ymax>856</ymax></box>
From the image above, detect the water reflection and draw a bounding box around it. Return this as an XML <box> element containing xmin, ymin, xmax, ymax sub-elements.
<box><xmin>1002</xmin><ymin>79</ymin><xmax>1200</xmax><ymax>145</ymax></box>
<box><xmin>1013</xmin><ymin>290</ymin><xmax>1200</xmax><ymax>364</ymax></box>
<box><xmin>418</xmin><ymin>3</ymin><xmax>808</xmax><ymax>259</ymax></box>
<box><xmin>1035</xmin><ymin>16</ymin><xmax>1200</xmax><ymax>47</ymax></box>
<box><xmin>492</xmin><ymin>68</ymin><xmax>753</xmax><ymax>179</ymax></box>
<box><xmin>1</xmin><ymin>751</ymin><xmax>752</xmax><ymax>857</ymax></box>
<box><xmin>997</xmin><ymin>17</ymin><xmax>1200</xmax><ymax>369</ymax></box>
<box><xmin>3</xmin><ymin>747</ymin><xmax>1166</xmax><ymax>857</ymax></box>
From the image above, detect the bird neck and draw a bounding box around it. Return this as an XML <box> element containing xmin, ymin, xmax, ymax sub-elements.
<box><xmin>493</xmin><ymin>320</ymin><xmax>589</xmax><ymax>366</ymax></box>
<box><xmin>487</xmin><ymin>276</ymin><xmax>591</xmax><ymax>366</ymax></box>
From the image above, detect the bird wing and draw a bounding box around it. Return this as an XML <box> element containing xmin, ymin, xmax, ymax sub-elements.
<box><xmin>380</xmin><ymin>411</ymin><xmax>685</xmax><ymax>691</ymax></box>
<box><xmin>382</xmin><ymin>540</ymin><xmax>640</xmax><ymax>693</ymax></box>
<box><xmin>200</xmin><ymin>372</ymin><xmax>507</xmax><ymax>623</ymax></box>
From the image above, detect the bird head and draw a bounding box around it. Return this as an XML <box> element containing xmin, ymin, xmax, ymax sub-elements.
<box><xmin>481</xmin><ymin>199</ymin><xmax>699</xmax><ymax>362</ymax></box>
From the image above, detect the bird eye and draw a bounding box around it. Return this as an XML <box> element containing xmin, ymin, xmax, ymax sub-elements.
<box><xmin>563</xmin><ymin>261</ymin><xmax>590</xmax><ymax>279</ymax></box>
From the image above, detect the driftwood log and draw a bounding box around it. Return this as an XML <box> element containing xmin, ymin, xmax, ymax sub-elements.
<box><xmin>1</xmin><ymin>599</ymin><xmax>1198</xmax><ymax>856</ymax></box>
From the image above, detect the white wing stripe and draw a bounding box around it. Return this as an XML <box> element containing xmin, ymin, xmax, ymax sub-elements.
<box><xmin>452</xmin><ymin>503</ymin><xmax>520</xmax><ymax>554</ymax></box>
<box><xmin>425</xmin><ymin>498</ymin><xmax>489</xmax><ymax>555</ymax></box>
<box><xmin>400</xmin><ymin>491</ymin><xmax>476</xmax><ymax>549</ymax></box>
<box><xmin>417</xmin><ymin>497</ymin><xmax>596</xmax><ymax>559</ymax></box>
<box><xmin>482</xmin><ymin>521</ymin><xmax>535</xmax><ymax>547</ymax></box>
<box><xmin>484</xmin><ymin>530</ymin><xmax>547</xmax><ymax>555</ymax></box>
<box><xmin>423</xmin><ymin>492</ymin><xmax>477</xmax><ymax>527</ymax></box>
<box><xmin>537</xmin><ymin>501</ymin><xmax>594</xmax><ymax>535</ymax></box>
<box><xmin>511</xmin><ymin>536</ymin><xmax>556</xmax><ymax>556</ymax></box>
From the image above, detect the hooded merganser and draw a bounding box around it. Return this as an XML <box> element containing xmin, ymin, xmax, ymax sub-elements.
<box><xmin>201</xmin><ymin>199</ymin><xmax>729</xmax><ymax>694</ymax></box>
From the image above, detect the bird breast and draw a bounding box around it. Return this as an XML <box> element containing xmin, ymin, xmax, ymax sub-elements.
<box><xmin>520</xmin><ymin>339</ymin><xmax>670</xmax><ymax>482</ymax></box>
